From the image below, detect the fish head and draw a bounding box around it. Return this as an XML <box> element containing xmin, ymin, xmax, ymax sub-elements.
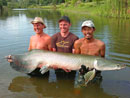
<box><xmin>94</xmin><ymin>58</ymin><xmax>126</xmax><ymax>71</ymax></box>
<box><xmin>10</xmin><ymin>55</ymin><xmax>37</xmax><ymax>73</ymax></box>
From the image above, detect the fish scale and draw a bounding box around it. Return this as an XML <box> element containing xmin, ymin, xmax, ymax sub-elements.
<box><xmin>8</xmin><ymin>49</ymin><xmax>125</xmax><ymax>74</ymax></box>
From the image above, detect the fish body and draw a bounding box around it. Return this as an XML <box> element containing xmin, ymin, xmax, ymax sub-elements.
<box><xmin>9</xmin><ymin>49</ymin><xmax>125</xmax><ymax>74</ymax></box>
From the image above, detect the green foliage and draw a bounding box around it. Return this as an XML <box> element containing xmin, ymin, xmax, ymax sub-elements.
<box><xmin>99</xmin><ymin>0</ymin><xmax>129</xmax><ymax>18</ymax></box>
<box><xmin>7</xmin><ymin>2</ymin><xmax>19</xmax><ymax>8</ymax></box>
<box><xmin>71</xmin><ymin>0</ymin><xmax>78</xmax><ymax>6</ymax></box>
<box><xmin>0</xmin><ymin>0</ymin><xmax>2</xmax><ymax>6</ymax></box>
<box><xmin>0</xmin><ymin>0</ymin><xmax>130</xmax><ymax>18</ymax></box>
<box><xmin>0</xmin><ymin>0</ymin><xmax>7</xmax><ymax>6</ymax></box>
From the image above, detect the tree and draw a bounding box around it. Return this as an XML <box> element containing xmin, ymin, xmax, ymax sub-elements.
<box><xmin>0</xmin><ymin>0</ymin><xmax>7</xmax><ymax>11</ymax></box>
<box><xmin>0</xmin><ymin>0</ymin><xmax>3</xmax><ymax>11</ymax></box>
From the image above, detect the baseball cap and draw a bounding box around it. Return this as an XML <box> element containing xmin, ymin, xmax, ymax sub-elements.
<box><xmin>31</xmin><ymin>17</ymin><xmax>46</xmax><ymax>28</ymax></box>
<box><xmin>81</xmin><ymin>20</ymin><xmax>95</xmax><ymax>28</ymax></box>
<box><xmin>59</xmin><ymin>16</ymin><xmax>70</xmax><ymax>23</ymax></box>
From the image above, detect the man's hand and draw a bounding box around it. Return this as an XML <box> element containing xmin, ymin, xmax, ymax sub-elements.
<box><xmin>61</xmin><ymin>66</ymin><xmax>71</xmax><ymax>72</ymax></box>
<box><xmin>79</xmin><ymin>65</ymin><xmax>89</xmax><ymax>75</ymax></box>
<box><xmin>62</xmin><ymin>68</ymin><xmax>71</xmax><ymax>72</ymax></box>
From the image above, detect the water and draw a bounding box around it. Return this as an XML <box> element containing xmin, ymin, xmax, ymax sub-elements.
<box><xmin>0</xmin><ymin>9</ymin><xmax>130</xmax><ymax>98</ymax></box>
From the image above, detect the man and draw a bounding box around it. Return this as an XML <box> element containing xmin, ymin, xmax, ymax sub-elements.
<box><xmin>29</xmin><ymin>17</ymin><xmax>51</xmax><ymax>51</ymax></box>
<box><xmin>51</xmin><ymin>16</ymin><xmax>79</xmax><ymax>78</ymax></box>
<box><xmin>74</xmin><ymin>20</ymin><xmax>105</xmax><ymax>57</ymax></box>
<box><xmin>28</xmin><ymin>17</ymin><xmax>52</xmax><ymax>76</ymax></box>
<box><xmin>7</xmin><ymin>17</ymin><xmax>51</xmax><ymax>76</ymax></box>
<box><xmin>51</xmin><ymin>16</ymin><xmax>79</xmax><ymax>53</ymax></box>
<box><xmin>74</xmin><ymin>20</ymin><xmax>105</xmax><ymax>84</ymax></box>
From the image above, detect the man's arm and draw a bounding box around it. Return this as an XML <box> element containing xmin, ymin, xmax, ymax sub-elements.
<box><xmin>72</xmin><ymin>36</ymin><xmax>79</xmax><ymax>54</ymax></box>
<box><xmin>51</xmin><ymin>35</ymin><xmax>57</xmax><ymax>52</ymax></box>
<box><xmin>72</xmin><ymin>49</ymin><xmax>75</xmax><ymax>54</ymax></box>
<box><xmin>100</xmin><ymin>43</ymin><xmax>105</xmax><ymax>58</ymax></box>
<box><xmin>47</xmin><ymin>37</ymin><xmax>52</xmax><ymax>51</ymax></box>
<box><xmin>52</xmin><ymin>48</ymin><xmax>56</xmax><ymax>52</ymax></box>
<box><xmin>28</xmin><ymin>37</ymin><xmax>32</xmax><ymax>51</ymax></box>
<box><xmin>74</xmin><ymin>40</ymin><xmax>81</xmax><ymax>54</ymax></box>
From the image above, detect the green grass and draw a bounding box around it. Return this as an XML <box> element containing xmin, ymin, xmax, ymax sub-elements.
<box><xmin>57</xmin><ymin>2</ymin><xmax>100</xmax><ymax>15</ymax></box>
<box><xmin>57</xmin><ymin>2</ymin><xmax>130</xmax><ymax>19</ymax></box>
<box><xmin>30</xmin><ymin>2</ymin><xmax>130</xmax><ymax>19</ymax></box>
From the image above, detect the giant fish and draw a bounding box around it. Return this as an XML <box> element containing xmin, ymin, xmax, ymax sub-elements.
<box><xmin>6</xmin><ymin>49</ymin><xmax>125</xmax><ymax>74</ymax></box>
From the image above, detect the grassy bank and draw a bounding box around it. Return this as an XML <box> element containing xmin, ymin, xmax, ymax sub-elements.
<box><xmin>38</xmin><ymin>1</ymin><xmax>130</xmax><ymax>19</ymax></box>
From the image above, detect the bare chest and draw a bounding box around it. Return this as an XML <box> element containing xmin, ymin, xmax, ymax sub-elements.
<box><xmin>31</xmin><ymin>38</ymin><xmax>48</xmax><ymax>49</ymax></box>
<box><xmin>80</xmin><ymin>43</ymin><xmax>100</xmax><ymax>56</ymax></box>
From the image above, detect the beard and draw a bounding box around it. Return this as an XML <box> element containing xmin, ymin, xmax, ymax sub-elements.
<box><xmin>86</xmin><ymin>38</ymin><xmax>91</xmax><ymax>40</ymax></box>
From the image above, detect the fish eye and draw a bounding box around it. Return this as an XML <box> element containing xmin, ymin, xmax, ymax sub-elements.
<box><xmin>117</xmin><ymin>64</ymin><xmax>120</xmax><ymax>67</ymax></box>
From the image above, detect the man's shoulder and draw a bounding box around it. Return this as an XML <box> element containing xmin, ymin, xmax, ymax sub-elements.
<box><xmin>95</xmin><ymin>39</ymin><xmax>105</xmax><ymax>46</ymax></box>
<box><xmin>30</xmin><ymin>35</ymin><xmax>35</xmax><ymax>39</ymax></box>
<box><xmin>52</xmin><ymin>32</ymin><xmax>60</xmax><ymax>37</ymax></box>
<box><xmin>76</xmin><ymin>38</ymin><xmax>84</xmax><ymax>41</ymax></box>
<box><xmin>42</xmin><ymin>34</ymin><xmax>51</xmax><ymax>41</ymax></box>
<box><xmin>74</xmin><ymin>38</ymin><xmax>84</xmax><ymax>45</ymax></box>
<box><xmin>46</xmin><ymin>35</ymin><xmax>51</xmax><ymax>40</ymax></box>
<box><xmin>69</xmin><ymin>32</ymin><xmax>79</xmax><ymax>39</ymax></box>
<box><xmin>69</xmin><ymin>32</ymin><xmax>78</xmax><ymax>37</ymax></box>
<box><xmin>44</xmin><ymin>33</ymin><xmax>51</xmax><ymax>38</ymax></box>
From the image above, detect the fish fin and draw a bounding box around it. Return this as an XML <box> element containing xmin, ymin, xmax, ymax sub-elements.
<box><xmin>40</xmin><ymin>64</ymin><xmax>50</xmax><ymax>74</ymax></box>
<box><xmin>84</xmin><ymin>69</ymin><xmax>96</xmax><ymax>85</ymax></box>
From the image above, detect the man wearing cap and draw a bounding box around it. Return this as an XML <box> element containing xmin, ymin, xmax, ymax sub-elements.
<box><xmin>74</xmin><ymin>20</ymin><xmax>105</xmax><ymax>57</ymax></box>
<box><xmin>51</xmin><ymin>16</ymin><xmax>79</xmax><ymax>53</ymax></box>
<box><xmin>74</xmin><ymin>20</ymin><xmax>105</xmax><ymax>84</ymax></box>
<box><xmin>51</xmin><ymin>16</ymin><xmax>79</xmax><ymax>78</ymax></box>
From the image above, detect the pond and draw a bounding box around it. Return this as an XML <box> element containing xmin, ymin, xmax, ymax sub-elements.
<box><xmin>0</xmin><ymin>9</ymin><xmax>130</xmax><ymax>98</ymax></box>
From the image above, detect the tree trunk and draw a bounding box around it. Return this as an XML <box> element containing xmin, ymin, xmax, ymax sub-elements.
<box><xmin>0</xmin><ymin>5</ymin><xmax>3</xmax><ymax>15</ymax></box>
<box><xmin>118</xmin><ymin>0</ymin><xmax>121</xmax><ymax>17</ymax></box>
<box><xmin>125</xmin><ymin>0</ymin><xmax>128</xmax><ymax>14</ymax></box>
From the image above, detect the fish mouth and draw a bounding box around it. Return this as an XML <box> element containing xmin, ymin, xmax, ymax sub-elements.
<box><xmin>116</xmin><ymin>64</ymin><xmax>126</xmax><ymax>70</ymax></box>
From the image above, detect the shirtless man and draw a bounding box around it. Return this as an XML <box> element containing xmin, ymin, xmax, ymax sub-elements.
<box><xmin>74</xmin><ymin>20</ymin><xmax>105</xmax><ymax>57</ymax></box>
<box><xmin>8</xmin><ymin>17</ymin><xmax>51</xmax><ymax>60</ymax></box>
<box><xmin>7</xmin><ymin>17</ymin><xmax>51</xmax><ymax>76</ymax></box>
<box><xmin>74</xmin><ymin>20</ymin><xmax>105</xmax><ymax>84</ymax></box>
<box><xmin>28</xmin><ymin>17</ymin><xmax>51</xmax><ymax>51</ymax></box>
